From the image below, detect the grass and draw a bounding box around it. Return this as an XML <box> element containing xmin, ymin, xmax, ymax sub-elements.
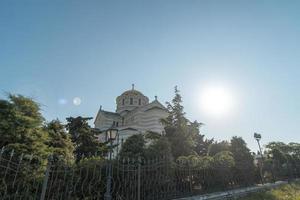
<box><xmin>240</xmin><ymin>181</ymin><xmax>300</xmax><ymax>200</ymax></box>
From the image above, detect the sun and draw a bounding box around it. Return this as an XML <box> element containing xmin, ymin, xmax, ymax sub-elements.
<box><xmin>200</xmin><ymin>86</ymin><xmax>234</xmax><ymax>117</ymax></box>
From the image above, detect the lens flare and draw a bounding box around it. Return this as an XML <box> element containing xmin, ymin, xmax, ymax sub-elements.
<box><xmin>73</xmin><ymin>97</ymin><xmax>82</xmax><ymax>106</ymax></box>
<box><xmin>200</xmin><ymin>86</ymin><xmax>234</xmax><ymax>117</ymax></box>
<box><xmin>58</xmin><ymin>98</ymin><xmax>67</xmax><ymax>105</ymax></box>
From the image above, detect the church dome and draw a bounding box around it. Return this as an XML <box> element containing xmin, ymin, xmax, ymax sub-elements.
<box><xmin>120</xmin><ymin>89</ymin><xmax>144</xmax><ymax>97</ymax></box>
<box><xmin>116</xmin><ymin>85</ymin><xmax>149</xmax><ymax>113</ymax></box>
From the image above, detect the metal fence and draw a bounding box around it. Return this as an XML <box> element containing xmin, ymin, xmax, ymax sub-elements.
<box><xmin>0</xmin><ymin>147</ymin><xmax>274</xmax><ymax>200</ymax></box>
<box><xmin>0</xmin><ymin>148</ymin><xmax>199</xmax><ymax>200</ymax></box>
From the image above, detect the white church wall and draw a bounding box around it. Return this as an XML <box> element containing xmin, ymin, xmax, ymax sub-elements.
<box><xmin>94</xmin><ymin>88</ymin><xmax>169</xmax><ymax>155</ymax></box>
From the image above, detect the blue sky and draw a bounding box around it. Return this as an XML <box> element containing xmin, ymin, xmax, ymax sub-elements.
<box><xmin>1</xmin><ymin>0</ymin><xmax>300</xmax><ymax>151</ymax></box>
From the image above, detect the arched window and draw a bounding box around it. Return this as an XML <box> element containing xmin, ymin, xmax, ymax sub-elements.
<box><xmin>130</xmin><ymin>98</ymin><xmax>133</xmax><ymax>105</ymax></box>
<box><xmin>139</xmin><ymin>98</ymin><xmax>141</xmax><ymax>105</ymax></box>
<box><xmin>122</xmin><ymin>99</ymin><xmax>125</xmax><ymax>105</ymax></box>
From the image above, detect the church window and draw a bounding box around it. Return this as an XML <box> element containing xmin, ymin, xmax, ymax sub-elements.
<box><xmin>130</xmin><ymin>98</ymin><xmax>133</xmax><ymax>105</ymax></box>
<box><xmin>139</xmin><ymin>99</ymin><xmax>141</xmax><ymax>105</ymax></box>
<box><xmin>122</xmin><ymin>99</ymin><xmax>125</xmax><ymax>105</ymax></box>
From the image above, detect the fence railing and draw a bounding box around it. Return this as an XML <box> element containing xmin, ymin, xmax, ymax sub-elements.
<box><xmin>0</xmin><ymin>148</ymin><xmax>195</xmax><ymax>200</ymax></box>
<box><xmin>0</xmin><ymin>147</ymin><xmax>295</xmax><ymax>200</ymax></box>
<box><xmin>0</xmin><ymin>148</ymin><xmax>44</xmax><ymax>199</ymax></box>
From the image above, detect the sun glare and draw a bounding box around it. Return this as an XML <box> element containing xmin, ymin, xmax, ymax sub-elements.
<box><xmin>200</xmin><ymin>86</ymin><xmax>234</xmax><ymax>117</ymax></box>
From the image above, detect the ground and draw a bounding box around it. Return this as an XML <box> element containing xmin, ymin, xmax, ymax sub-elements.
<box><xmin>240</xmin><ymin>181</ymin><xmax>300</xmax><ymax>200</ymax></box>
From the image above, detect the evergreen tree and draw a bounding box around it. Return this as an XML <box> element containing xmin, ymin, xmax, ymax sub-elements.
<box><xmin>45</xmin><ymin>119</ymin><xmax>75</xmax><ymax>164</ymax></box>
<box><xmin>66</xmin><ymin>116</ymin><xmax>106</xmax><ymax>161</ymax></box>
<box><xmin>189</xmin><ymin>121</ymin><xmax>214</xmax><ymax>156</ymax></box>
<box><xmin>164</xmin><ymin>86</ymin><xmax>196</xmax><ymax>158</ymax></box>
<box><xmin>145</xmin><ymin>136</ymin><xmax>173</xmax><ymax>159</ymax></box>
<box><xmin>230</xmin><ymin>136</ymin><xmax>256</xmax><ymax>185</ymax></box>
<box><xmin>165</xmin><ymin>86</ymin><xmax>188</xmax><ymax>127</ymax></box>
<box><xmin>119</xmin><ymin>134</ymin><xmax>146</xmax><ymax>158</ymax></box>
<box><xmin>0</xmin><ymin>94</ymin><xmax>50</xmax><ymax>158</ymax></box>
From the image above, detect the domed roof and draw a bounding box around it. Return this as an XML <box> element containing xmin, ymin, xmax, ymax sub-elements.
<box><xmin>121</xmin><ymin>89</ymin><xmax>144</xmax><ymax>96</ymax></box>
<box><xmin>116</xmin><ymin>84</ymin><xmax>149</xmax><ymax>113</ymax></box>
<box><xmin>118</xmin><ymin>84</ymin><xmax>144</xmax><ymax>97</ymax></box>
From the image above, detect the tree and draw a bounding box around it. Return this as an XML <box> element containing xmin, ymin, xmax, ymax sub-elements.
<box><xmin>208</xmin><ymin>141</ymin><xmax>230</xmax><ymax>156</ymax></box>
<box><xmin>163</xmin><ymin>87</ymin><xmax>212</xmax><ymax>158</ymax></box>
<box><xmin>0</xmin><ymin>94</ymin><xmax>50</xmax><ymax>158</ymax></box>
<box><xmin>230</xmin><ymin>136</ymin><xmax>256</xmax><ymax>185</ymax></box>
<box><xmin>164</xmin><ymin>86</ymin><xmax>197</xmax><ymax>158</ymax></box>
<box><xmin>164</xmin><ymin>86</ymin><xmax>188</xmax><ymax>127</ymax></box>
<box><xmin>191</xmin><ymin>121</ymin><xmax>214</xmax><ymax>156</ymax></box>
<box><xmin>145</xmin><ymin>136</ymin><xmax>172</xmax><ymax>159</ymax></box>
<box><xmin>66</xmin><ymin>116</ymin><xmax>106</xmax><ymax>161</ymax></box>
<box><xmin>212</xmin><ymin>151</ymin><xmax>235</xmax><ymax>189</ymax></box>
<box><xmin>145</xmin><ymin>131</ymin><xmax>161</xmax><ymax>141</ymax></box>
<box><xmin>265</xmin><ymin>142</ymin><xmax>298</xmax><ymax>180</ymax></box>
<box><xmin>288</xmin><ymin>143</ymin><xmax>300</xmax><ymax>177</ymax></box>
<box><xmin>44</xmin><ymin>119</ymin><xmax>74</xmax><ymax>164</ymax></box>
<box><xmin>119</xmin><ymin>134</ymin><xmax>146</xmax><ymax>158</ymax></box>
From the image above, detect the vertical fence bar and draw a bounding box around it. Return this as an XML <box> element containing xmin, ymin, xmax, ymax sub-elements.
<box><xmin>137</xmin><ymin>157</ymin><xmax>141</xmax><ymax>200</ymax></box>
<box><xmin>40</xmin><ymin>156</ymin><xmax>52</xmax><ymax>200</ymax></box>
<box><xmin>12</xmin><ymin>153</ymin><xmax>23</xmax><ymax>187</ymax></box>
<box><xmin>104</xmin><ymin>160</ymin><xmax>112</xmax><ymax>200</ymax></box>
<box><xmin>3</xmin><ymin>149</ymin><xmax>14</xmax><ymax>180</ymax></box>
<box><xmin>188</xmin><ymin>161</ymin><xmax>192</xmax><ymax>195</ymax></box>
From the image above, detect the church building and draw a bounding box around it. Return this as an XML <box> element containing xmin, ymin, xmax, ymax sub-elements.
<box><xmin>94</xmin><ymin>85</ymin><xmax>169</xmax><ymax>144</ymax></box>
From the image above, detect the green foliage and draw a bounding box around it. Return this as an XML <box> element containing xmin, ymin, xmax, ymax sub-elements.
<box><xmin>212</xmin><ymin>151</ymin><xmax>235</xmax><ymax>188</ymax></box>
<box><xmin>164</xmin><ymin>87</ymin><xmax>208</xmax><ymax>158</ymax></box>
<box><xmin>0</xmin><ymin>94</ymin><xmax>50</xmax><ymax>159</ymax></box>
<box><xmin>0</xmin><ymin>94</ymin><xmax>56</xmax><ymax>191</ymax></box>
<box><xmin>194</xmin><ymin>132</ymin><xmax>214</xmax><ymax>156</ymax></box>
<box><xmin>213</xmin><ymin>151</ymin><xmax>235</xmax><ymax>169</ymax></box>
<box><xmin>240</xmin><ymin>181</ymin><xmax>300</xmax><ymax>200</ymax></box>
<box><xmin>119</xmin><ymin>133</ymin><xmax>172</xmax><ymax>160</ymax></box>
<box><xmin>164</xmin><ymin>86</ymin><xmax>188</xmax><ymax>128</ymax></box>
<box><xmin>177</xmin><ymin>155</ymin><xmax>213</xmax><ymax>168</ymax></box>
<box><xmin>66</xmin><ymin>116</ymin><xmax>106</xmax><ymax>161</ymax></box>
<box><xmin>145</xmin><ymin>136</ymin><xmax>172</xmax><ymax>159</ymax></box>
<box><xmin>230</xmin><ymin>136</ymin><xmax>256</xmax><ymax>185</ymax></box>
<box><xmin>265</xmin><ymin>142</ymin><xmax>300</xmax><ymax>180</ymax></box>
<box><xmin>77</xmin><ymin>156</ymin><xmax>105</xmax><ymax>168</ymax></box>
<box><xmin>119</xmin><ymin>134</ymin><xmax>146</xmax><ymax>158</ymax></box>
<box><xmin>45</xmin><ymin>119</ymin><xmax>74</xmax><ymax>164</ymax></box>
<box><xmin>165</xmin><ymin>126</ymin><xmax>196</xmax><ymax>158</ymax></box>
<box><xmin>145</xmin><ymin>131</ymin><xmax>161</xmax><ymax>140</ymax></box>
<box><xmin>164</xmin><ymin>87</ymin><xmax>193</xmax><ymax>158</ymax></box>
<box><xmin>176</xmin><ymin>152</ymin><xmax>235</xmax><ymax>190</ymax></box>
<box><xmin>176</xmin><ymin>136</ymin><xmax>260</xmax><ymax>190</ymax></box>
<box><xmin>208</xmin><ymin>141</ymin><xmax>230</xmax><ymax>156</ymax></box>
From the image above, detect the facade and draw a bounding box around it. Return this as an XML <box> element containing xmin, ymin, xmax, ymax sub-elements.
<box><xmin>94</xmin><ymin>85</ymin><xmax>169</xmax><ymax>144</ymax></box>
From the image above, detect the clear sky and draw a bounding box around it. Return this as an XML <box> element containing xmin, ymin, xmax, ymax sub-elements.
<box><xmin>1</xmin><ymin>1</ymin><xmax>300</xmax><ymax>151</ymax></box>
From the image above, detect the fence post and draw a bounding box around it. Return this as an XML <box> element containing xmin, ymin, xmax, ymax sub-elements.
<box><xmin>40</xmin><ymin>155</ymin><xmax>52</xmax><ymax>200</ymax></box>
<box><xmin>137</xmin><ymin>156</ymin><xmax>141</xmax><ymax>200</ymax></box>
<box><xmin>188</xmin><ymin>160</ymin><xmax>193</xmax><ymax>194</ymax></box>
